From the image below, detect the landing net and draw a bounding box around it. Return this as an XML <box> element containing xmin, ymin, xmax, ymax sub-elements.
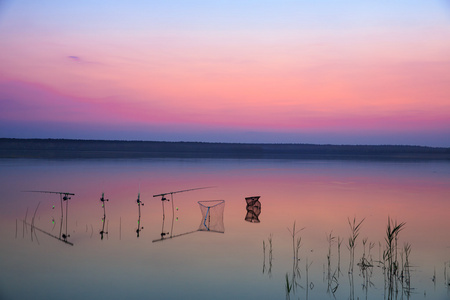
<box><xmin>198</xmin><ymin>200</ymin><xmax>225</xmax><ymax>233</ymax></box>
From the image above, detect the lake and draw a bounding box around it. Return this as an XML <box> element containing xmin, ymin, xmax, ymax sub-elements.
<box><xmin>0</xmin><ymin>158</ymin><xmax>449</xmax><ymax>299</ymax></box>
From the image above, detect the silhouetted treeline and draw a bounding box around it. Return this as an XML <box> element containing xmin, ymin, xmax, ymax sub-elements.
<box><xmin>1</xmin><ymin>138</ymin><xmax>449</xmax><ymax>160</ymax></box>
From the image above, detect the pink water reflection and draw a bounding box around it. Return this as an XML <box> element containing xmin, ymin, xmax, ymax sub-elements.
<box><xmin>1</xmin><ymin>158</ymin><xmax>449</xmax><ymax>299</ymax></box>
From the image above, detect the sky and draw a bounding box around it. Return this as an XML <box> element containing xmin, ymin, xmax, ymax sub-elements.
<box><xmin>0</xmin><ymin>0</ymin><xmax>450</xmax><ymax>146</ymax></box>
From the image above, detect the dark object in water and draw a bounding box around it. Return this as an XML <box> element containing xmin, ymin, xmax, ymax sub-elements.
<box><xmin>245</xmin><ymin>196</ymin><xmax>261</xmax><ymax>223</ymax></box>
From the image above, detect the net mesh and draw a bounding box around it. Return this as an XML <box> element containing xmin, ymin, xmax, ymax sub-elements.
<box><xmin>198</xmin><ymin>200</ymin><xmax>225</xmax><ymax>233</ymax></box>
<box><xmin>245</xmin><ymin>196</ymin><xmax>261</xmax><ymax>223</ymax></box>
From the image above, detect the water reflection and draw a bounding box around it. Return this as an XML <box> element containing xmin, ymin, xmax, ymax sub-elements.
<box><xmin>136</xmin><ymin>191</ymin><xmax>144</xmax><ymax>238</ymax></box>
<box><xmin>349</xmin><ymin>272</ymin><xmax>354</xmax><ymax>300</ymax></box>
<box><xmin>23</xmin><ymin>190</ymin><xmax>75</xmax><ymax>245</ymax></box>
<box><xmin>153</xmin><ymin>187</ymin><xmax>213</xmax><ymax>241</ymax></box>
<box><xmin>245</xmin><ymin>196</ymin><xmax>261</xmax><ymax>223</ymax></box>
<box><xmin>198</xmin><ymin>200</ymin><xmax>225</xmax><ymax>233</ymax></box>
<box><xmin>262</xmin><ymin>234</ymin><xmax>273</xmax><ymax>277</ymax></box>
<box><xmin>1</xmin><ymin>159</ymin><xmax>450</xmax><ymax>300</ymax></box>
<box><xmin>325</xmin><ymin>232</ymin><xmax>339</xmax><ymax>295</ymax></box>
<box><xmin>357</xmin><ymin>238</ymin><xmax>375</xmax><ymax>300</ymax></box>
<box><xmin>99</xmin><ymin>192</ymin><xmax>109</xmax><ymax>240</ymax></box>
<box><xmin>306</xmin><ymin>259</ymin><xmax>314</xmax><ymax>300</ymax></box>
<box><xmin>285</xmin><ymin>222</ymin><xmax>304</xmax><ymax>299</ymax></box>
<box><xmin>153</xmin><ymin>200</ymin><xmax>225</xmax><ymax>242</ymax></box>
<box><xmin>446</xmin><ymin>261</ymin><xmax>450</xmax><ymax>287</ymax></box>
<box><xmin>383</xmin><ymin>218</ymin><xmax>407</xmax><ymax>300</ymax></box>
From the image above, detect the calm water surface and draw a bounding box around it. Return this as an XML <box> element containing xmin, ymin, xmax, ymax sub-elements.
<box><xmin>0</xmin><ymin>158</ymin><xmax>449</xmax><ymax>299</ymax></box>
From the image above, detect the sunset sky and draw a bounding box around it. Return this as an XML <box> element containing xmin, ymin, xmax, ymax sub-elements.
<box><xmin>1</xmin><ymin>1</ymin><xmax>449</xmax><ymax>146</ymax></box>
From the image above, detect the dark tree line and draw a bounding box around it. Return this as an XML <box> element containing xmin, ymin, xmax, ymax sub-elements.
<box><xmin>1</xmin><ymin>138</ymin><xmax>449</xmax><ymax>160</ymax></box>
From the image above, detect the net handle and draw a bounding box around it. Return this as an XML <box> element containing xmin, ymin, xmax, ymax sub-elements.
<box><xmin>203</xmin><ymin>206</ymin><xmax>210</xmax><ymax>231</ymax></box>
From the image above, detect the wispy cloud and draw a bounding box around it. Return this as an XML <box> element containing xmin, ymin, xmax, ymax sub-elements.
<box><xmin>67</xmin><ymin>55</ymin><xmax>81</xmax><ymax>62</ymax></box>
<box><xmin>66</xmin><ymin>55</ymin><xmax>102</xmax><ymax>66</ymax></box>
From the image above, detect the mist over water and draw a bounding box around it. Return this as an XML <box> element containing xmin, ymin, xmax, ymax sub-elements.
<box><xmin>1</xmin><ymin>158</ymin><xmax>449</xmax><ymax>299</ymax></box>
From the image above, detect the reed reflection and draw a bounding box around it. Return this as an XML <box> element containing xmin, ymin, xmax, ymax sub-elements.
<box><xmin>262</xmin><ymin>234</ymin><xmax>273</xmax><ymax>277</ymax></box>
<box><xmin>357</xmin><ymin>238</ymin><xmax>375</xmax><ymax>300</ymax></box>
<box><xmin>349</xmin><ymin>272</ymin><xmax>354</xmax><ymax>300</ymax></box>
<box><xmin>305</xmin><ymin>259</ymin><xmax>313</xmax><ymax>300</ymax></box>
<box><xmin>383</xmin><ymin>218</ymin><xmax>409</xmax><ymax>300</ymax></box>
<box><xmin>446</xmin><ymin>261</ymin><xmax>450</xmax><ymax>289</ymax></box>
<box><xmin>325</xmin><ymin>232</ymin><xmax>339</xmax><ymax>295</ymax></box>
<box><xmin>285</xmin><ymin>222</ymin><xmax>304</xmax><ymax>300</ymax></box>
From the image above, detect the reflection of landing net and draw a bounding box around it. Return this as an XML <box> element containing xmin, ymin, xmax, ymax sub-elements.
<box><xmin>245</xmin><ymin>196</ymin><xmax>261</xmax><ymax>223</ymax></box>
<box><xmin>153</xmin><ymin>199</ymin><xmax>225</xmax><ymax>242</ymax></box>
<box><xmin>198</xmin><ymin>200</ymin><xmax>225</xmax><ymax>233</ymax></box>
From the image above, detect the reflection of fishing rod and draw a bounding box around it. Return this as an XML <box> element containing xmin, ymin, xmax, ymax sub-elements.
<box><xmin>152</xmin><ymin>230</ymin><xmax>198</xmax><ymax>243</ymax></box>
<box><xmin>153</xmin><ymin>187</ymin><xmax>214</xmax><ymax>239</ymax></box>
<box><xmin>136</xmin><ymin>188</ymin><xmax>144</xmax><ymax>238</ymax></box>
<box><xmin>23</xmin><ymin>220</ymin><xmax>74</xmax><ymax>246</ymax></box>
<box><xmin>23</xmin><ymin>190</ymin><xmax>74</xmax><ymax>242</ymax></box>
<box><xmin>99</xmin><ymin>192</ymin><xmax>109</xmax><ymax>240</ymax></box>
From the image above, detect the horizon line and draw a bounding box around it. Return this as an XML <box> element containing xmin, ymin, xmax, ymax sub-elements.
<box><xmin>2</xmin><ymin>137</ymin><xmax>448</xmax><ymax>149</ymax></box>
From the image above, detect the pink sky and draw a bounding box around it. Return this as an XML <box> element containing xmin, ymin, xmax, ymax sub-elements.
<box><xmin>1</xmin><ymin>1</ymin><xmax>450</xmax><ymax>145</ymax></box>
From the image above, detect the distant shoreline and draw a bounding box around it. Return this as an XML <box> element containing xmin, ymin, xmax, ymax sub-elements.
<box><xmin>1</xmin><ymin>138</ymin><xmax>449</xmax><ymax>160</ymax></box>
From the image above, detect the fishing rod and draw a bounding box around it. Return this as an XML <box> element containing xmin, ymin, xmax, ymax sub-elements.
<box><xmin>153</xmin><ymin>186</ymin><xmax>214</xmax><ymax>198</ymax></box>
<box><xmin>23</xmin><ymin>191</ymin><xmax>75</xmax><ymax>197</ymax></box>
<box><xmin>23</xmin><ymin>190</ymin><xmax>74</xmax><ymax>243</ymax></box>
<box><xmin>153</xmin><ymin>186</ymin><xmax>215</xmax><ymax>240</ymax></box>
<box><xmin>100</xmin><ymin>192</ymin><xmax>109</xmax><ymax>217</ymax></box>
